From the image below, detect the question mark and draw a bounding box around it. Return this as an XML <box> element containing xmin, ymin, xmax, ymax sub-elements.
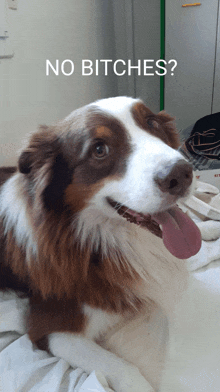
<box><xmin>168</xmin><ymin>59</ymin><xmax>177</xmax><ymax>75</ymax></box>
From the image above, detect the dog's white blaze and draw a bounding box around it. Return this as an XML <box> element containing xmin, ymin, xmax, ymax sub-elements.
<box><xmin>93</xmin><ymin>96</ymin><xmax>138</xmax><ymax>117</ymax></box>
<box><xmin>0</xmin><ymin>174</ymin><xmax>37</xmax><ymax>258</ymax></box>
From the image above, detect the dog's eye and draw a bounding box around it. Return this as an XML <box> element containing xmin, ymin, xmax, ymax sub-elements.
<box><xmin>92</xmin><ymin>142</ymin><xmax>109</xmax><ymax>159</ymax></box>
<box><xmin>147</xmin><ymin>118</ymin><xmax>159</xmax><ymax>129</ymax></box>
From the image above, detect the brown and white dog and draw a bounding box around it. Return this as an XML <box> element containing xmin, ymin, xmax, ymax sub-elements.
<box><xmin>0</xmin><ymin>97</ymin><xmax>202</xmax><ymax>392</ymax></box>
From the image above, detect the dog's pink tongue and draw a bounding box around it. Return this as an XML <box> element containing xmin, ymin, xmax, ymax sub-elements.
<box><xmin>153</xmin><ymin>207</ymin><xmax>201</xmax><ymax>259</ymax></box>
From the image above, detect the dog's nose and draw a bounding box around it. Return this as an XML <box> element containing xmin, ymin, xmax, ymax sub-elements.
<box><xmin>154</xmin><ymin>159</ymin><xmax>193</xmax><ymax>196</ymax></box>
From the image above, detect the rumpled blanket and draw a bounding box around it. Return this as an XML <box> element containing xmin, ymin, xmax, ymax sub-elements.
<box><xmin>160</xmin><ymin>256</ymin><xmax>220</xmax><ymax>392</ymax></box>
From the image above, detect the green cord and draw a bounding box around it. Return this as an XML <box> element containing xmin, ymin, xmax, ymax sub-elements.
<box><xmin>160</xmin><ymin>0</ymin><xmax>165</xmax><ymax>110</ymax></box>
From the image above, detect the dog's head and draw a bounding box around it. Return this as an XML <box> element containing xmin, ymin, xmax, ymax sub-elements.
<box><xmin>19</xmin><ymin>97</ymin><xmax>189</xmax><ymax>214</ymax></box>
<box><xmin>18</xmin><ymin>96</ymin><xmax>200</xmax><ymax>262</ymax></box>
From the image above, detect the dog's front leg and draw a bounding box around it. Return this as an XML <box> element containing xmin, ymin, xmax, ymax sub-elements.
<box><xmin>49</xmin><ymin>332</ymin><xmax>154</xmax><ymax>392</ymax></box>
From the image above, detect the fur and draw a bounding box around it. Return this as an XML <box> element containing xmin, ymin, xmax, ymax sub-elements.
<box><xmin>0</xmin><ymin>97</ymin><xmax>193</xmax><ymax>392</ymax></box>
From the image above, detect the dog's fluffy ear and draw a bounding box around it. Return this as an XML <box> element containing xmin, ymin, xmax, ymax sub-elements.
<box><xmin>18</xmin><ymin>126</ymin><xmax>73</xmax><ymax>211</ymax></box>
<box><xmin>18</xmin><ymin>126</ymin><xmax>58</xmax><ymax>175</ymax></box>
<box><xmin>43</xmin><ymin>152</ymin><xmax>73</xmax><ymax>211</ymax></box>
<box><xmin>158</xmin><ymin>111</ymin><xmax>180</xmax><ymax>149</ymax></box>
<box><xmin>18</xmin><ymin>151</ymin><xmax>33</xmax><ymax>174</ymax></box>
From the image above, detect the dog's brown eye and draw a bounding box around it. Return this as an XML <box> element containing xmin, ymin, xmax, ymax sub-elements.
<box><xmin>147</xmin><ymin>118</ymin><xmax>159</xmax><ymax>129</ymax></box>
<box><xmin>147</xmin><ymin>119</ymin><xmax>154</xmax><ymax>127</ymax></box>
<box><xmin>92</xmin><ymin>142</ymin><xmax>109</xmax><ymax>159</ymax></box>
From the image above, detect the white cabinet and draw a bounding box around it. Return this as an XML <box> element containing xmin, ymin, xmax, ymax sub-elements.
<box><xmin>165</xmin><ymin>0</ymin><xmax>220</xmax><ymax>130</ymax></box>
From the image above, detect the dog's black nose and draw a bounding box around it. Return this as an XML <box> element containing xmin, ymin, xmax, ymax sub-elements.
<box><xmin>154</xmin><ymin>159</ymin><xmax>193</xmax><ymax>196</ymax></box>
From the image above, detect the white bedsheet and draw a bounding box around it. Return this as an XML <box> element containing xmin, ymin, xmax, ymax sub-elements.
<box><xmin>160</xmin><ymin>257</ymin><xmax>220</xmax><ymax>392</ymax></box>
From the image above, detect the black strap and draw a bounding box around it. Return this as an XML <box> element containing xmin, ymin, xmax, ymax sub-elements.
<box><xmin>185</xmin><ymin>128</ymin><xmax>220</xmax><ymax>160</ymax></box>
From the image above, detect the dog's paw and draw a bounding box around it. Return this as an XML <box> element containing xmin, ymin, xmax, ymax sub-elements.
<box><xmin>114</xmin><ymin>366</ymin><xmax>154</xmax><ymax>392</ymax></box>
<box><xmin>197</xmin><ymin>221</ymin><xmax>220</xmax><ymax>241</ymax></box>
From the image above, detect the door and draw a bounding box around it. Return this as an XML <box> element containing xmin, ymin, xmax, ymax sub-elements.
<box><xmin>165</xmin><ymin>0</ymin><xmax>219</xmax><ymax>130</ymax></box>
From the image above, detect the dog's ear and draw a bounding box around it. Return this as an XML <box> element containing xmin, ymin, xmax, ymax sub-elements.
<box><xmin>158</xmin><ymin>111</ymin><xmax>180</xmax><ymax>149</ymax></box>
<box><xmin>18</xmin><ymin>151</ymin><xmax>33</xmax><ymax>174</ymax></box>
<box><xmin>18</xmin><ymin>126</ymin><xmax>58</xmax><ymax>175</ymax></box>
<box><xmin>42</xmin><ymin>152</ymin><xmax>73</xmax><ymax>211</ymax></box>
<box><xmin>18</xmin><ymin>126</ymin><xmax>73</xmax><ymax>212</ymax></box>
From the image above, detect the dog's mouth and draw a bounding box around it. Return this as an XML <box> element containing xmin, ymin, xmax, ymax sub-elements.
<box><xmin>107</xmin><ymin>197</ymin><xmax>201</xmax><ymax>259</ymax></box>
<box><xmin>107</xmin><ymin>197</ymin><xmax>162</xmax><ymax>237</ymax></box>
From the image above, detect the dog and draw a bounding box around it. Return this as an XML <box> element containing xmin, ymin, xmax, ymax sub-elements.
<box><xmin>0</xmin><ymin>97</ymin><xmax>202</xmax><ymax>392</ymax></box>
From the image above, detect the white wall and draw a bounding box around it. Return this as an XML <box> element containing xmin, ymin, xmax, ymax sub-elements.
<box><xmin>0</xmin><ymin>0</ymin><xmax>118</xmax><ymax>166</ymax></box>
<box><xmin>133</xmin><ymin>0</ymin><xmax>160</xmax><ymax>113</ymax></box>
<box><xmin>113</xmin><ymin>0</ymin><xmax>161</xmax><ymax>113</ymax></box>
